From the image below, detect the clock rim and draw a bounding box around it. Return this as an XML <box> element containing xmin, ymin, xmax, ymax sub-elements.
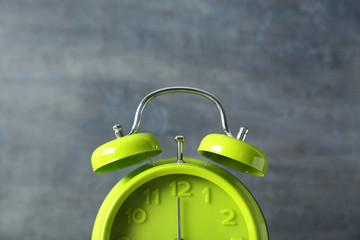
<box><xmin>92</xmin><ymin>158</ymin><xmax>269</xmax><ymax>240</ymax></box>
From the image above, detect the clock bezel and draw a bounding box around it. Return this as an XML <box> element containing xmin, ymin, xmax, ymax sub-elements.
<box><xmin>92</xmin><ymin>158</ymin><xmax>268</xmax><ymax>240</ymax></box>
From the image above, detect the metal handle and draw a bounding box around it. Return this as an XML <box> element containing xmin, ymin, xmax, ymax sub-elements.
<box><xmin>126</xmin><ymin>86</ymin><xmax>234</xmax><ymax>137</ymax></box>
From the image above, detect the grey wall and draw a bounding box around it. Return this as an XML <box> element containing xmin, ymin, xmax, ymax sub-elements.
<box><xmin>1</xmin><ymin>0</ymin><xmax>359</xmax><ymax>239</ymax></box>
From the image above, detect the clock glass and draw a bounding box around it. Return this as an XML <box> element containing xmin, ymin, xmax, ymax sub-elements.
<box><xmin>111</xmin><ymin>174</ymin><xmax>252</xmax><ymax>240</ymax></box>
<box><xmin>96</xmin><ymin>158</ymin><xmax>267</xmax><ymax>240</ymax></box>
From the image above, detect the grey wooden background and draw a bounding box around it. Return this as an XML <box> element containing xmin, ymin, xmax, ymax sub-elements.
<box><xmin>0</xmin><ymin>0</ymin><xmax>359</xmax><ymax>239</ymax></box>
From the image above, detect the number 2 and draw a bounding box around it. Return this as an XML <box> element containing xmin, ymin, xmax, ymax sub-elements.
<box><xmin>221</xmin><ymin>209</ymin><xmax>236</xmax><ymax>226</ymax></box>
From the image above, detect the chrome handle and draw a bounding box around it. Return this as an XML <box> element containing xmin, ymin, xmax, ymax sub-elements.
<box><xmin>126</xmin><ymin>86</ymin><xmax>233</xmax><ymax>137</ymax></box>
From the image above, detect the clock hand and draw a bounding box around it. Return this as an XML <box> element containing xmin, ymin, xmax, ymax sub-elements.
<box><xmin>177</xmin><ymin>197</ymin><xmax>184</xmax><ymax>240</ymax></box>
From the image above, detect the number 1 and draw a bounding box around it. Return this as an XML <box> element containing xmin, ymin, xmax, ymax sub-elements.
<box><xmin>202</xmin><ymin>187</ymin><xmax>210</xmax><ymax>203</ymax></box>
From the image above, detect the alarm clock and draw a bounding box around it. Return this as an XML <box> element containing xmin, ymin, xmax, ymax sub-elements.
<box><xmin>91</xmin><ymin>87</ymin><xmax>269</xmax><ymax>240</ymax></box>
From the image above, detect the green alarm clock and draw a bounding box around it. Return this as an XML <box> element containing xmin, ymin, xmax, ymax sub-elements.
<box><xmin>91</xmin><ymin>87</ymin><xmax>269</xmax><ymax>240</ymax></box>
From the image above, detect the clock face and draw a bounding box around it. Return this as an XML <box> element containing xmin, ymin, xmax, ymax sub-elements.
<box><xmin>110</xmin><ymin>174</ymin><xmax>256</xmax><ymax>240</ymax></box>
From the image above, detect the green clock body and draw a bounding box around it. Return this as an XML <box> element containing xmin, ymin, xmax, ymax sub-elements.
<box><xmin>92</xmin><ymin>158</ymin><xmax>268</xmax><ymax>240</ymax></box>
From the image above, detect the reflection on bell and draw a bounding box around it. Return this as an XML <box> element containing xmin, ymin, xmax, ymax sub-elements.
<box><xmin>91</xmin><ymin>133</ymin><xmax>162</xmax><ymax>173</ymax></box>
<box><xmin>198</xmin><ymin>134</ymin><xmax>268</xmax><ymax>177</ymax></box>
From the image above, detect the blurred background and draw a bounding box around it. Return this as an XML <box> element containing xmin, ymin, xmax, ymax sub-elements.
<box><xmin>0</xmin><ymin>0</ymin><xmax>359</xmax><ymax>239</ymax></box>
